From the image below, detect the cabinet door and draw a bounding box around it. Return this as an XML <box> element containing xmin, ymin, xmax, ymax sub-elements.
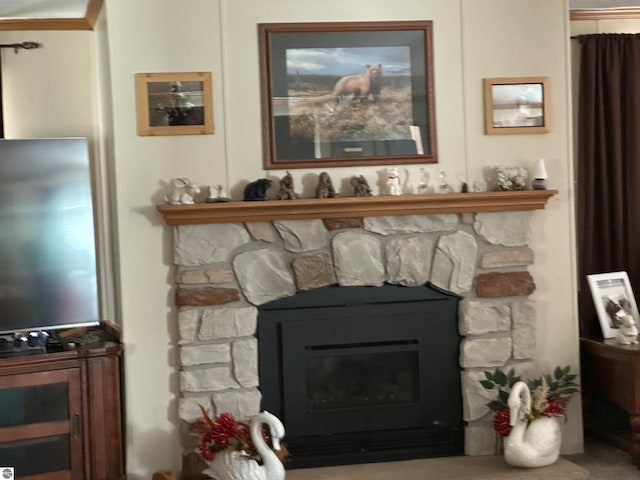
<box><xmin>0</xmin><ymin>368</ymin><xmax>83</xmax><ymax>480</ymax></box>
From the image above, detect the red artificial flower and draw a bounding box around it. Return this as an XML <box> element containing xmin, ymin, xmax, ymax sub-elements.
<box><xmin>193</xmin><ymin>408</ymin><xmax>272</xmax><ymax>463</ymax></box>
<box><xmin>543</xmin><ymin>400</ymin><xmax>566</xmax><ymax>417</ymax></box>
<box><xmin>494</xmin><ymin>409</ymin><xmax>512</xmax><ymax>437</ymax></box>
<box><xmin>209</xmin><ymin>413</ymin><xmax>239</xmax><ymax>447</ymax></box>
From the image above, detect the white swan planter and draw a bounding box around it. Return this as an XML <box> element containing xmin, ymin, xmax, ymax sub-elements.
<box><xmin>203</xmin><ymin>411</ymin><xmax>286</xmax><ymax>480</ymax></box>
<box><xmin>504</xmin><ymin>381</ymin><xmax>561</xmax><ymax>468</ymax></box>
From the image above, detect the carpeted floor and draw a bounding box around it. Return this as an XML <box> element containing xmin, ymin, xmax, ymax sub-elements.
<box><xmin>284</xmin><ymin>437</ymin><xmax>639</xmax><ymax>480</ymax></box>
<box><xmin>566</xmin><ymin>436</ymin><xmax>640</xmax><ymax>479</ymax></box>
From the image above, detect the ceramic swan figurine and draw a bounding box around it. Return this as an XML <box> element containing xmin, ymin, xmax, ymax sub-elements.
<box><xmin>203</xmin><ymin>411</ymin><xmax>285</xmax><ymax>480</ymax></box>
<box><xmin>504</xmin><ymin>381</ymin><xmax>561</xmax><ymax>468</ymax></box>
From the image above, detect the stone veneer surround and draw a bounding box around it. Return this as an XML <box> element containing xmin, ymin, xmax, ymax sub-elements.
<box><xmin>172</xmin><ymin>211</ymin><xmax>541</xmax><ymax>459</ymax></box>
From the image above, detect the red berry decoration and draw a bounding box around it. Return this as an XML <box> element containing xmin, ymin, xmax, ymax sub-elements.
<box><xmin>494</xmin><ymin>409</ymin><xmax>512</xmax><ymax>437</ymax></box>
<box><xmin>543</xmin><ymin>400</ymin><xmax>566</xmax><ymax>417</ymax></box>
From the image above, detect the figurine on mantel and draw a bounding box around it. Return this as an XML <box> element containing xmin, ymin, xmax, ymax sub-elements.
<box><xmin>315</xmin><ymin>172</ymin><xmax>338</xmax><ymax>199</ymax></box>
<box><xmin>276</xmin><ymin>171</ymin><xmax>300</xmax><ymax>200</ymax></box>
<box><xmin>243</xmin><ymin>178</ymin><xmax>272</xmax><ymax>201</ymax></box>
<box><xmin>351</xmin><ymin>175</ymin><xmax>372</xmax><ymax>197</ymax></box>
<box><xmin>164</xmin><ymin>178</ymin><xmax>200</xmax><ymax>204</ymax></box>
<box><xmin>387</xmin><ymin>167</ymin><xmax>401</xmax><ymax>195</ymax></box>
<box><xmin>205</xmin><ymin>185</ymin><xmax>231</xmax><ymax>203</ymax></box>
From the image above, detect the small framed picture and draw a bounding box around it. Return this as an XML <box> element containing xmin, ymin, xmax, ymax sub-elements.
<box><xmin>483</xmin><ymin>76</ymin><xmax>549</xmax><ymax>135</ymax></box>
<box><xmin>587</xmin><ymin>271</ymin><xmax>640</xmax><ymax>339</ymax></box>
<box><xmin>135</xmin><ymin>72</ymin><xmax>214</xmax><ymax>136</ymax></box>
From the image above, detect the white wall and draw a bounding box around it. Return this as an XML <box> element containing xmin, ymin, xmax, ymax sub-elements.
<box><xmin>1</xmin><ymin>0</ymin><xmax>581</xmax><ymax>476</ymax></box>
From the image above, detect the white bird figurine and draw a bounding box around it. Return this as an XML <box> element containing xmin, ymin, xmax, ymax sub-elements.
<box><xmin>504</xmin><ymin>381</ymin><xmax>561</xmax><ymax>468</ymax></box>
<box><xmin>203</xmin><ymin>411</ymin><xmax>286</xmax><ymax>480</ymax></box>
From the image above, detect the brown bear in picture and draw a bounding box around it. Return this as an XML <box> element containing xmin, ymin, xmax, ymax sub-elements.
<box><xmin>333</xmin><ymin>64</ymin><xmax>382</xmax><ymax>103</ymax></box>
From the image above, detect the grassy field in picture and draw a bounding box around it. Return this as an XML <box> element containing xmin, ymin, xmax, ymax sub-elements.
<box><xmin>285</xmin><ymin>74</ymin><xmax>414</xmax><ymax>144</ymax></box>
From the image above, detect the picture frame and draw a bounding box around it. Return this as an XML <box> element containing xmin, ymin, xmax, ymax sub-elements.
<box><xmin>483</xmin><ymin>76</ymin><xmax>550</xmax><ymax>135</ymax></box>
<box><xmin>587</xmin><ymin>271</ymin><xmax>640</xmax><ymax>339</ymax></box>
<box><xmin>258</xmin><ymin>21</ymin><xmax>438</xmax><ymax>170</ymax></box>
<box><xmin>135</xmin><ymin>72</ymin><xmax>214</xmax><ymax>136</ymax></box>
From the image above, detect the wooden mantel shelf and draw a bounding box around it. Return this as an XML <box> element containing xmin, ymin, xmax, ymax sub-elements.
<box><xmin>156</xmin><ymin>189</ymin><xmax>557</xmax><ymax>225</ymax></box>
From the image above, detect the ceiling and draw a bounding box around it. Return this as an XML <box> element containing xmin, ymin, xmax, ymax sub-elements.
<box><xmin>0</xmin><ymin>0</ymin><xmax>88</xmax><ymax>19</ymax></box>
<box><xmin>0</xmin><ymin>0</ymin><xmax>637</xmax><ymax>29</ymax></box>
<box><xmin>0</xmin><ymin>0</ymin><xmax>100</xmax><ymax>30</ymax></box>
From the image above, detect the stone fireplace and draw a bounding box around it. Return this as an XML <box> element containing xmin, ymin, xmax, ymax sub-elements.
<box><xmin>158</xmin><ymin>191</ymin><xmax>554</xmax><ymax>468</ymax></box>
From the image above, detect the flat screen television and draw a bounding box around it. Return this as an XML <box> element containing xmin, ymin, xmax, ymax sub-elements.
<box><xmin>0</xmin><ymin>138</ymin><xmax>99</xmax><ymax>335</ymax></box>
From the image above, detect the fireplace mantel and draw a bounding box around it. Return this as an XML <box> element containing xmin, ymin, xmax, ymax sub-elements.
<box><xmin>157</xmin><ymin>190</ymin><xmax>557</xmax><ymax>225</ymax></box>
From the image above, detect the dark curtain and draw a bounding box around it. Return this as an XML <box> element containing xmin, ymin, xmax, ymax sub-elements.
<box><xmin>577</xmin><ymin>34</ymin><xmax>640</xmax><ymax>338</ymax></box>
<box><xmin>0</xmin><ymin>57</ymin><xmax>3</xmax><ymax>138</ymax></box>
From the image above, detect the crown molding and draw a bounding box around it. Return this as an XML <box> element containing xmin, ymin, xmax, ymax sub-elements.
<box><xmin>571</xmin><ymin>7</ymin><xmax>640</xmax><ymax>20</ymax></box>
<box><xmin>0</xmin><ymin>0</ymin><xmax>103</xmax><ymax>31</ymax></box>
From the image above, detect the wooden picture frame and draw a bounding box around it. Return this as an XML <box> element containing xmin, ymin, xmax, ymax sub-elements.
<box><xmin>483</xmin><ymin>76</ymin><xmax>549</xmax><ymax>135</ymax></box>
<box><xmin>135</xmin><ymin>72</ymin><xmax>214</xmax><ymax>136</ymax></box>
<box><xmin>587</xmin><ymin>271</ymin><xmax>640</xmax><ymax>339</ymax></box>
<box><xmin>258</xmin><ymin>21</ymin><xmax>438</xmax><ymax>170</ymax></box>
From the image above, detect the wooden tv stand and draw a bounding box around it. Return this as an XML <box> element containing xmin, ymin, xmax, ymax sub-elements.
<box><xmin>580</xmin><ymin>337</ymin><xmax>640</xmax><ymax>465</ymax></box>
<box><xmin>0</xmin><ymin>341</ymin><xmax>125</xmax><ymax>479</ymax></box>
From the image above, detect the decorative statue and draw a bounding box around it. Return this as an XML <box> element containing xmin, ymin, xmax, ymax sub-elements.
<box><xmin>202</xmin><ymin>411</ymin><xmax>286</xmax><ymax>480</ymax></box>
<box><xmin>616</xmin><ymin>314</ymin><xmax>639</xmax><ymax>345</ymax></box>
<box><xmin>276</xmin><ymin>171</ymin><xmax>300</xmax><ymax>200</ymax></box>
<box><xmin>351</xmin><ymin>175</ymin><xmax>372</xmax><ymax>197</ymax></box>
<box><xmin>504</xmin><ymin>381</ymin><xmax>561</xmax><ymax>468</ymax></box>
<box><xmin>387</xmin><ymin>167</ymin><xmax>401</xmax><ymax>195</ymax></box>
<box><xmin>315</xmin><ymin>171</ymin><xmax>338</xmax><ymax>199</ymax></box>
<box><xmin>164</xmin><ymin>178</ymin><xmax>200</xmax><ymax>204</ymax></box>
<box><xmin>206</xmin><ymin>185</ymin><xmax>230</xmax><ymax>203</ymax></box>
<box><xmin>437</xmin><ymin>171</ymin><xmax>452</xmax><ymax>194</ymax></box>
<box><xmin>416</xmin><ymin>168</ymin><xmax>434</xmax><ymax>194</ymax></box>
<box><xmin>243</xmin><ymin>178</ymin><xmax>272</xmax><ymax>201</ymax></box>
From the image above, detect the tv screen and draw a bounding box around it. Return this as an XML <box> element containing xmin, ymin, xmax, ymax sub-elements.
<box><xmin>0</xmin><ymin>138</ymin><xmax>99</xmax><ymax>335</ymax></box>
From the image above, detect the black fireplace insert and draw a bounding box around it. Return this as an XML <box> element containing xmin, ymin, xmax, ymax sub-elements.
<box><xmin>258</xmin><ymin>283</ymin><xmax>464</xmax><ymax>468</ymax></box>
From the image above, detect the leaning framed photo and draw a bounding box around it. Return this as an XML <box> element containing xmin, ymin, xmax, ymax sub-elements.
<box><xmin>483</xmin><ymin>76</ymin><xmax>550</xmax><ymax>135</ymax></box>
<box><xmin>135</xmin><ymin>71</ymin><xmax>214</xmax><ymax>136</ymax></box>
<box><xmin>587</xmin><ymin>271</ymin><xmax>640</xmax><ymax>339</ymax></box>
<box><xmin>258</xmin><ymin>21</ymin><xmax>438</xmax><ymax>170</ymax></box>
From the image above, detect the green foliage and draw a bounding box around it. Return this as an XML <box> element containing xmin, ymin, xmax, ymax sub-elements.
<box><xmin>480</xmin><ymin>365</ymin><xmax>579</xmax><ymax>412</ymax></box>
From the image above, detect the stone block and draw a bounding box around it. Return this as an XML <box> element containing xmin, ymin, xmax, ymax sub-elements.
<box><xmin>176</xmin><ymin>287</ymin><xmax>239</xmax><ymax>307</ymax></box>
<box><xmin>475</xmin><ymin>272</ymin><xmax>536</xmax><ymax>297</ymax></box>
<box><xmin>333</xmin><ymin>231</ymin><xmax>385</xmax><ymax>286</ymax></box>
<box><xmin>232</xmin><ymin>338</ymin><xmax>258</xmax><ymax>387</ymax></box>
<box><xmin>292</xmin><ymin>252</ymin><xmax>337</xmax><ymax>290</ymax></box>
<box><xmin>180</xmin><ymin>366</ymin><xmax>239</xmax><ymax>392</ymax></box>
<box><xmin>212</xmin><ymin>389</ymin><xmax>262</xmax><ymax>420</ymax></box>
<box><xmin>175</xmin><ymin>224</ymin><xmax>250</xmax><ymax>266</ymax></box>
<box><xmin>385</xmin><ymin>236</ymin><xmax>434</xmax><ymax>286</ymax></box>
<box><xmin>274</xmin><ymin>219</ymin><xmax>328</xmax><ymax>252</ymax></box>
<box><xmin>431</xmin><ymin>231</ymin><xmax>478</xmax><ymax>294</ymax></box>
<box><xmin>199</xmin><ymin>306</ymin><xmax>258</xmax><ymax>340</ymax></box>
<box><xmin>180</xmin><ymin>344</ymin><xmax>231</xmax><ymax>366</ymax></box>
<box><xmin>481</xmin><ymin>247</ymin><xmax>534</xmax><ymax>268</ymax></box>
<box><xmin>459</xmin><ymin>299</ymin><xmax>511</xmax><ymax>335</ymax></box>
<box><xmin>323</xmin><ymin>217</ymin><xmax>363</xmax><ymax>230</ymax></box>
<box><xmin>460</xmin><ymin>337</ymin><xmax>511</xmax><ymax>368</ymax></box>
<box><xmin>178</xmin><ymin>309</ymin><xmax>199</xmax><ymax>344</ymax></box>
<box><xmin>474</xmin><ymin>212</ymin><xmax>530</xmax><ymax>247</ymax></box>
<box><xmin>232</xmin><ymin>248</ymin><xmax>296</xmax><ymax>305</ymax></box>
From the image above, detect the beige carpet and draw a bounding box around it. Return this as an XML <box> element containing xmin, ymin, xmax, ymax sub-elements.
<box><xmin>286</xmin><ymin>456</ymin><xmax>588</xmax><ymax>480</ymax></box>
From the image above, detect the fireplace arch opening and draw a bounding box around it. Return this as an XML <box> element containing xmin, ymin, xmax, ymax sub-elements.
<box><xmin>257</xmin><ymin>282</ymin><xmax>464</xmax><ymax>468</ymax></box>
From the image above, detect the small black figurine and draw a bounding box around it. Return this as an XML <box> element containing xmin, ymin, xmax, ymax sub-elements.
<box><xmin>316</xmin><ymin>171</ymin><xmax>338</xmax><ymax>199</ymax></box>
<box><xmin>276</xmin><ymin>171</ymin><xmax>300</xmax><ymax>200</ymax></box>
<box><xmin>351</xmin><ymin>175</ymin><xmax>372</xmax><ymax>197</ymax></box>
<box><xmin>243</xmin><ymin>178</ymin><xmax>272</xmax><ymax>201</ymax></box>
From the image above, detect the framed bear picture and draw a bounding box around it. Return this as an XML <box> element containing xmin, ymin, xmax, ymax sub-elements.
<box><xmin>258</xmin><ymin>21</ymin><xmax>437</xmax><ymax>170</ymax></box>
